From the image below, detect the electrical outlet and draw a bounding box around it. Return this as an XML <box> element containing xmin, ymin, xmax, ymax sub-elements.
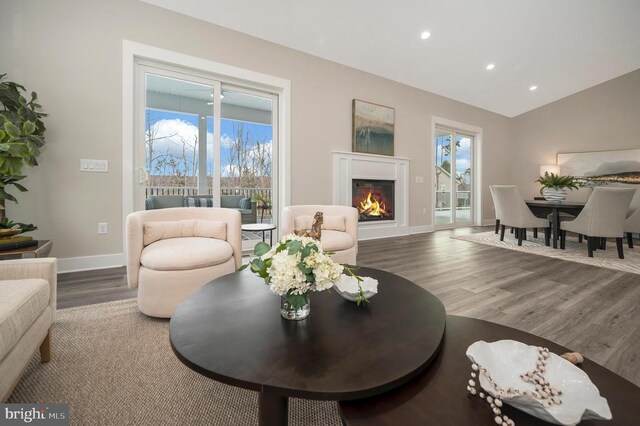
<box><xmin>98</xmin><ymin>223</ymin><xmax>108</xmax><ymax>234</ymax></box>
<box><xmin>423</xmin><ymin>208</ymin><xmax>427</xmax><ymax>214</ymax></box>
<box><xmin>415</xmin><ymin>176</ymin><xmax>425</xmax><ymax>184</ymax></box>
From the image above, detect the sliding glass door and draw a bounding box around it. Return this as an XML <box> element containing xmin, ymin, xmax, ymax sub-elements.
<box><xmin>136</xmin><ymin>63</ymin><xmax>277</xmax><ymax>245</ymax></box>
<box><xmin>141</xmin><ymin>69</ymin><xmax>220</xmax><ymax>202</ymax></box>
<box><xmin>434</xmin><ymin>129</ymin><xmax>474</xmax><ymax>228</ymax></box>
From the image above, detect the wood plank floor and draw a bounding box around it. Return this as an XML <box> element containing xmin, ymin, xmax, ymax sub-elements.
<box><xmin>57</xmin><ymin>227</ymin><xmax>640</xmax><ymax>386</ymax></box>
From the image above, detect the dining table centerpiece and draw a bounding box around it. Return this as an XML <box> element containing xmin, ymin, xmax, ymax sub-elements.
<box><xmin>241</xmin><ymin>234</ymin><xmax>361</xmax><ymax>320</ymax></box>
<box><xmin>535</xmin><ymin>172</ymin><xmax>580</xmax><ymax>201</ymax></box>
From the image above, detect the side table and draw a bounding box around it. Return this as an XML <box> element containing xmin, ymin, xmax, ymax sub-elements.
<box><xmin>241</xmin><ymin>223</ymin><xmax>276</xmax><ymax>246</ymax></box>
<box><xmin>0</xmin><ymin>240</ymin><xmax>53</xmax><ymax>260</ymax></box>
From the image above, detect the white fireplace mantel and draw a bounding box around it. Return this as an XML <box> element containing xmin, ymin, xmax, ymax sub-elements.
<box><xmin>332</xmin><ymin>151</ymin><xmax>410</xmax><ymax>240</ymax></box>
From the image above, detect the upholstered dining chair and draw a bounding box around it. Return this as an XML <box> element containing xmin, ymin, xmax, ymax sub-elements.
<box><xmin>282</xmin><ymin>205</ymin><xmax>358</xmax><ymax>264</ymax></box>
<box><xmin>491</xmin><ymin>185</ymin><xmax>550</xmax><ymax>246</ymax></box>
<box><xmin>624</xmin><ymin>188</ymin><xmax>640</xmax><ymax>248</ymax></box>
<box><xmin>126</xmin><ymin>207</ymin><xmax>242</xmax><ymax>318</ymax></box>
<box><xmin>560</xmin><ymin>187</ymin><xmax>635</xmax><ymax>258</ymax></box>
<box><xmin>489</xmin><ymin>185</ymin><xmax>503</xmax><ymax>234</ymax></box>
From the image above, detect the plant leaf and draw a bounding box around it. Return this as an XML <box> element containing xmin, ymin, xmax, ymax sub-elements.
<box><xmin>22</xmin><ymin>120</ymin><xmax>36</xmax><ymax>134</ymax></box>
<box><xmin>253</xmin><ymin>241</ymin><xmax>271</xmax><ymax>256</ymax></box>
<box><xmin>287</xmin><ymin>240</ymin><xmax>302</xmax><ymax>255</ymax></box>
<box><xmin>4</xmin><ymin>122</ymin><xmax>20</xmax><ymax>138</ymax></box>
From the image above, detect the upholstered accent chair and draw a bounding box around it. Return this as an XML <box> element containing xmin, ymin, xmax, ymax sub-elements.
<box><xmin>491</xmin><ymin>185</ymin><xmax>551</xmax><ymax>246</ymax></box>
<box><xmin>560</xmin><ymin>187</ymin><xmax>635</xmax><ymax>258</ymax></box>
<box><xmin>0</xmin><ymin>258</ymin><xmax>57</xmax><ymax>402</ymax></box>
<box><xmin>282</xmin><ymin>205</ymin><xmax>359</xmax><ymax>265</ymax></box>
<box><xmin>126</xmin><ymin>208</ymin><xmax>242</xmax><ymax>318</ymax></box>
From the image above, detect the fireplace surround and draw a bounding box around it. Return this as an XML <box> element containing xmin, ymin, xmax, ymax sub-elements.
<box><xmin>333</xmin><ymin>151</ymin><xmax>410</xmax><ymax>239</ymax></box>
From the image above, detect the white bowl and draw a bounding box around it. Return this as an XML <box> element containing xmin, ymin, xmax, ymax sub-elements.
<box><xmin>334</xmin><ymin>275</ymin><xmax>378</xmax><ymax>302</ymax></box>
<box><xmin>466</xmin><ymin>340</ymin><xmax>612</xmax><ymax>425</ymax></box>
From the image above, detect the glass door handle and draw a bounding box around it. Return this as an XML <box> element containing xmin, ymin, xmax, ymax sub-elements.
<box><xmin>138</xmin><ymin>167</ymin><xmax>149</xmax><ymax>184</ymax></box>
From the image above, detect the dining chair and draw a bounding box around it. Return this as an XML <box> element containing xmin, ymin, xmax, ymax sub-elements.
<box><xmin>624</xmin><ymin>188</ymin><xmax>640</xmax><ymax>248</ymax></box>
<box><xmin>492</xmin><ymin>185</ymin><xmax>550</xmax><ymax>246</ymax></box>
<box><xmin>489</xmin><ymin>186</ymin><xmax>502</xmax><ymax>234</ymax></box>
<box><xmin>546</xmin><ymin>187</ymin><xmax>593</xmax><ymax>243</ymax></box>
<box><xmin>560</xmin><ymin>187</ymin><xmax>635</xmax><ymax>258</ymax></box>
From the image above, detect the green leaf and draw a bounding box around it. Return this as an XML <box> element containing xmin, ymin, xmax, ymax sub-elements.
<box><xmin>12</xmin><ymin>182</ymin><xmax>27</xmax><ymax>192</ymax></box>
<box><xmin>286</xmin><ymin>292</ymin><xmax>309</xmax><ymax>310</ymax></box>
<box><xmin>300</xmin><ymin>244</ymin><xmax>312</xmax><ymax>261</ymax></box>
<box><xmin>22</xmin><ymin>121</ymin><xmax>36</xmax><ymax>134</ymax></box>
<box><xmin>253</xmin><ymin>241</ymin><xmax>271</xmax><ymax>256</ymax></box>
<box><xmin>17</xmin><ymin>106</ymin><xmax>28</xmax><ymax>121</ymax></box>
<box><xmin>287</xmin><ymin>240</ymin><xmax>302</xmax><ymax>255</ymax></box>
<box><xmin>238</xmin><ymin>263</ymin><xmax>249</xmax><ymax>271</ymax></box>
<box><xmin>297</xmin><ymin>262</ymin><xmax>312</xmax><ymax>274</ymax></box>
<box><xmin>4</xmin><ymin>122</ymin><xmax>20</xmax><ymax>138</ymax></box>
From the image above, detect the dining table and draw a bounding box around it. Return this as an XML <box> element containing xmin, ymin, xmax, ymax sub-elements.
<box><xmin>525</xmin><ymin>199</ymin><xmax>586</xmax><ymax>248</ymax></box>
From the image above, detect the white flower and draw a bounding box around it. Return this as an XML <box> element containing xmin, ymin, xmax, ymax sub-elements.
<box><xmin>260</xmin><ymin>234</ymin><xmax>344</xmax><ymax>296</ymax></box>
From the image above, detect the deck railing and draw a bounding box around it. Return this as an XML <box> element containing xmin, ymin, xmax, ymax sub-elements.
<box><xmin>145</xmin><ymin>186</ymin><xmax>272</xmax><ymax>200</ymax></box>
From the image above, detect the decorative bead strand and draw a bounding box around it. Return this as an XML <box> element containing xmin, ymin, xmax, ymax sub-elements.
<box><xmin>467</xmin><ymin>347</ymin><xmax>564</xmax><ymax>425</ymax></box>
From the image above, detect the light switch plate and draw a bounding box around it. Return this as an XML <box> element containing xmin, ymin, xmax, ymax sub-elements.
<box><xmin>81</xmin><ymin>159</ymin><xmax>109</xmax><ymax>172</ymax></box>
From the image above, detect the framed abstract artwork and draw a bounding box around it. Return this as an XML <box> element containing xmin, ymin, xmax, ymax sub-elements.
<box><xmin>352</xmin><ymin>99</ymin><xmax>395</xmax><ymax>156</ymax></box>
<box><xmin>557</xmin><ymin>149</ymin><xmax>640</xmax><ymax>185</ymax></box>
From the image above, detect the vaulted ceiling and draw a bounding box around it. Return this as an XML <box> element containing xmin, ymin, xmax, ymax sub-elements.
<box><xmin>142</xmin><ymin>0</ymin><xmax>640</xmax><ymax>117</ymax></box>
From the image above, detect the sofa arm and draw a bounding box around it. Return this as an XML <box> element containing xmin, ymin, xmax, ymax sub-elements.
<box><xmin>0</xmin><ymin>258</ymin><xmax>57</xmax><ymax>320</ymax></box>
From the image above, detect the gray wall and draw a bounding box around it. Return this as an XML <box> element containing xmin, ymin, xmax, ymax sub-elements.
<box><xmin>2</xmin><ymin>0</ymin><xmax>514</xmax><ymax>261</ymax></box>
<box><xmin>511</xmin><ymin>69</ymin><xmax>640</xmax><ymax>198</ymax></box>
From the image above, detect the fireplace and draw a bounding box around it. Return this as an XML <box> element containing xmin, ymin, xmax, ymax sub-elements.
<box><xmin>352</xmin><ymin>179</ymin><xmax>395</xmax><ymax>222</ymax></box>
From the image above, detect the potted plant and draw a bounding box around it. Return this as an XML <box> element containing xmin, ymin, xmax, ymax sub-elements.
<box><xmin>0</xmin><ymin>74</ymin><xmax>47</xmax><ymax>229</ymax></box>
<box><xmin>535</xmin><ymin>172</ymin><xmax>580</xmax><ymax>201</ymax></box>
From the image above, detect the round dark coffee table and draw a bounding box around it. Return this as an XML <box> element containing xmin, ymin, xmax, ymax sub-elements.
<box><xmin>340</xmin><ymin>315</ymin><xmax>640</xmax><ymax>425</ymax></box>
<box><xmin>169</xmin><ymin>267</ymin><xmax>446</xmax><ymax>426</ymax></box>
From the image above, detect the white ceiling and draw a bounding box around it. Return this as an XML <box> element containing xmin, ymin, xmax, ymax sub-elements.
<box><xmin>141</xmin><ymin>0</ymin><xmax>640</xmax><ymax>117</ymax></box>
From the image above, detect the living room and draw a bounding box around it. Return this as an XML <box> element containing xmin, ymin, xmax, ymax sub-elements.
<box><xmin>1</xmin><ymin>0</ymin><xmax>640</xmax><ymax>425</ymax></box>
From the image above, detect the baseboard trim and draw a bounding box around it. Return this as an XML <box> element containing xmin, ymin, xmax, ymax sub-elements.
<box><xmin>410</xmin><ymin>225</ymin><xmax>435</xmax><ymax>234</ymax></box>
<box><xmin>58</xmin><ymin>253</ymin><xmax>125</xmax><ymax>274</ymax></box>
<box><xmin>482</xmin><ymin>219</ymin><xmax>497</xmax><ymax>227</ymax></box>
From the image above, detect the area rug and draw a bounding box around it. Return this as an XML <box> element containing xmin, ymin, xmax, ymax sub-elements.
<box><xmin>453</xmin><ymin>231</ymin><xmax>640</xmax><ymax>275</ymax></box>
<box><xmin>8</xmin><ymin>299</ymin><xmax>341</xmax><ymax>426</ymax></box>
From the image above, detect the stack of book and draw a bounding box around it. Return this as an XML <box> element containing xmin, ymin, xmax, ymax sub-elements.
<box><xmin>0</xmin><ymin>235</ymin><xmax>38</xmax><ymax>251</ymax></box>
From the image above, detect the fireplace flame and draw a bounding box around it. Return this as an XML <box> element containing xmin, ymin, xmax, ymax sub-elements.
<box><xmin>359</xmin><ymin>192</ymin><xmax>389</xmax><ymax>217</ymax></box>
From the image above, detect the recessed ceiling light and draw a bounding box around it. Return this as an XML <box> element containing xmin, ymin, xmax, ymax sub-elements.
<box><xmin>420</xmin><ymin>31</ymin><xmax>431</xmax><ymax>40</ymax></box>
<box><xmin>529</xmin><ymin>85</ymin><xmax>538</xmax><ymax>91</ymax></box>
<box><xmin>486</xmin><ymin>63</ymin><xmax>495</xmax><ymax>70</ymax></box>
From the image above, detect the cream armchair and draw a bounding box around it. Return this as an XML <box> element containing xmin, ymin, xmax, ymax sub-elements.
<box><xmin>624</xmin><ymin>188</ymin><xmax>640</xmax><ymax>248</ymax></box>
<box><xmin>282</xmin><ymin>205</ymin><xmax>359</xmax><ymax>265</ymax></box>
<box><xmin>0</xmin><ymin>258</ymin><xmax>57</xmax><ymax>402</ymax></box>
<box><xmin>126</xmin><ymin>207</ymin><xmax>242</xmax><ymax>318</ymax></box>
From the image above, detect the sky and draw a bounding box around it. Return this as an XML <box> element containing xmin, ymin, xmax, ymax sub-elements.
<box><xmin>435</xmin><ymin>134</ymin><xmax>472</xmax><ymax>178</ymax></box>
<box><xmin>145</xmin><ymin>109</ymin><xmax>272</xmax><ymax>177</ymax></box>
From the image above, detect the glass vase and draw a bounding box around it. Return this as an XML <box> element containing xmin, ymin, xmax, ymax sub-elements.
<box><xmin>280</xmin><ymin>292</ymin><xmax>311</xmax><ymax>320</ymax></box>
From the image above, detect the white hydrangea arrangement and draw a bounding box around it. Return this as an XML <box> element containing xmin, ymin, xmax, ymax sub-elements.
<box><xmin>241</xmin><ymin>234</ymin><xmax>365</xmax><ymax>309</ymax></box>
